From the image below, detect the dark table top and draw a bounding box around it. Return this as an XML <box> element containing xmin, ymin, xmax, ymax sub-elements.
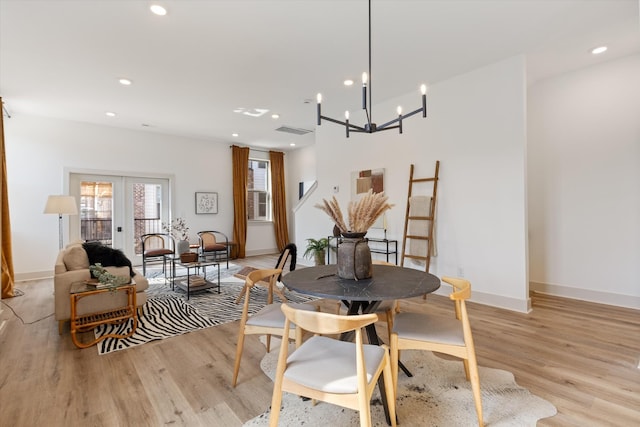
<box><xmin>282</xmin><ymin>264</ymin><xmax>440</xmax><ymax>301</ymax></box>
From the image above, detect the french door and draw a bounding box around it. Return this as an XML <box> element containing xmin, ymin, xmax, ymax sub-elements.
<box><xmin>69</xmin><ymin>173</ymin><xmax>170</xmax><ymax>265</ymax></box>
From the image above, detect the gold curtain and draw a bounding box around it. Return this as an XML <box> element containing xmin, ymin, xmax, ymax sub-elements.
<box><xmin>232</xmin><ymin>145</ymin><xmax>250</xmax><ymax>258</ymax></box>
<box><xmin>1</xmin><ymin>97</ymin><xmax>15</xmax><ymax>298</ymax></box>
<box><xmin>269</xmin><ymin>150</ymin><xmax>289</xmax><ymax>251</ymax></box>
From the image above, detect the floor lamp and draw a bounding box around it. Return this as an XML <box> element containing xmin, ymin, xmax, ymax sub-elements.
<box><xmin>44</xmin><ymin>195</ymin><xmax>78</xmax><ymax>249</ymax></box>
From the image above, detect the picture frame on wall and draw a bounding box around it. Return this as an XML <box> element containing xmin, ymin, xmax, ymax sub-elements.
<box><xmin>195</xmin><ymin>192</ymin><xmax>218</xmax><ymax>214</ymax></box>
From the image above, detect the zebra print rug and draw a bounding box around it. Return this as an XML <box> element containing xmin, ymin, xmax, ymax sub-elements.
<box><xmin>94</xmin><ymin>264</ymin><xmax>318</xmax><ymax>354</ymax></box>
<box><xmin>94</xmin><ymin>297</ymin><xmax>216</xmax><ymax>355</ymax></box>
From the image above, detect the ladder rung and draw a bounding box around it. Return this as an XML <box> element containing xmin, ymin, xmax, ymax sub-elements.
<box><xmin>404</xmin><ymin>254</ymin><xmax>428</xmax><ymax>260</ymax></box>
<box><xmin>412</xmin><ymin>177</ymin><xmax>436</xmax><ymax>183</ymax></box>
<box><xmin>408</xmin><ymin>216</ymin><xmax>433</xmax><ymax>221</ymax></box>
<box><xmin>406</xmin><ymin>235</ymin><xmax>429</xmax><ymax>240</ymax></box>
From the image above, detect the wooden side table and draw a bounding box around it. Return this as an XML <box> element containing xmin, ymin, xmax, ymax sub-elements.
<box><xmin>69</xmin><ymin>282</ymin><xmax>137</xmax><ymax>349</ymax></box>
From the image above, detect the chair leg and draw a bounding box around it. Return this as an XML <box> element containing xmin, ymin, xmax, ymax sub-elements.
<box><xmin>232</xmin><ymin>331</ymin><xmax>246</xmax><ymax>387</ymax></box>
<box><xmin>357</xmin><ymin>384</ymin><xmax>373</xmax><ymax>427</ymax></box>
<box><xmin>382</xmin><ymin>354</ymin><xmax>397</xmax><ymax>427</ymax></box>
<box><xmin>273</xmin><ymin>286</ymin><xmax>288</xmax><ymax>303</ymax></box>
<box><xmin>266</xmin><ymin>334</ymin><xmax>272</xmax><ymax>353</ymax></box>
<box><xmin>269</xmin><ymin>367</ymin><xmax>285</xmax><ymax>427</ymax></box>
<box><xmin>390</xmin><ymin>334</ymin><xmax>399</xmax><ymax>394</ymax></box>
<box><xmin>234</xmin><ymin>285</ymin><xmax>247</xmax><ymax>304</ymax></box>
<box><xmin>467</xmin><ymin>354</ymin><xmax>484</xmax><ymax>426</ymax></box>
<box><xmin>58</xmin><ymin>320</ymin><xmax>65</xmax><ymax>335</ymax></box>
<box><xmin>142</xmin><ymin>258</ymin><xmax>146</xmax><ymax>275</ymax></box>
<box><xmin>385</xmin><ymin>309</ymin><xmax>394</xmax><ymax>341</ymax></box>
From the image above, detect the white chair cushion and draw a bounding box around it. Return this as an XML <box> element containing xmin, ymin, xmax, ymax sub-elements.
<box><xmin>246</xmin><ymin>302</ymin><xmax>315</xmax><ymax>328</ymax></box>
<box><xmin>284</xmin><ymin>335</ymin><xmax>386</xmax><ymax>394</ymax></box>
<box><xmin>393</xmin><ymin>312</ymin><xmax>465</xmax><ymax>346</ymax></box>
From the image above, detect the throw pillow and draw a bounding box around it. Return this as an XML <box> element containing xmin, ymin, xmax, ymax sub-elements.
<box><xmin>63</xmin><ymin>244</ymin><xmax>90</xmax><ymax>271</ymax></box>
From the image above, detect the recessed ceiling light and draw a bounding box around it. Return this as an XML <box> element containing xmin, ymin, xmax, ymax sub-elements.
<box><xmin>290</xmin><ymin>143</ymin><xmax>296</xmax><ymax>147</ymax></box>
<box><xmin>150</xmin><ymin>5</ymin><xmax>167</xmax><ymax>16</ymax></box>
<box><xmin>232</xmin><ymin>133</ymin><xmax>239</xmax><ymax>137</ymax></box>
<box><xmin>105</xmin><ymin>111</ymin><xmax>116</xmax><ymax>117</ymax></box>
<box><xmin>344</xmin><ymin>79</ymin><xmax>354</xmax><ymax>86</ymax></box>
<box><xmin>119</xmin><ymin>78</ymin><xmax>132</xmax><ymax>86</ymax></box>
<box><xmin>272</xmin><ymin>114</ymin><xmax>280</xmax><ymax>119</ymax></box>
<box><xmin>591</xmin><ymin>46</ymin><xmax>608</xmax><ymax>55</ymax></box>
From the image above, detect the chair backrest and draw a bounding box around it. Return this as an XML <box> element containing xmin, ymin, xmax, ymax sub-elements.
<box><xmin>441</xmin><ymin>276</ymin><xmax>473</xmax><ymax>341</ymax></box>
<box><xmin>141</xmin><ymin>233</ymin><xmax>174</xmax><ymax>252</ymax></box>
<box><xmin>275</xmin><ymin>243</ymin><xmax>297</xmax><ymax>280</ymax></box>
<box><xmin>198</xmin><ymin>230</ymin><xmax>228</xmax><ymax>250</ymax></box>
<box><xmin>372</xmin><ymin>260</ymin><xmax>394</xmax><ymax>266</ymax></box>
<box><xmin>239</xmin><ymin>268</ymin><xmax>283</xmax><ymax>319</ymax></box>
<box><xmin>281</xmin><ymin>302</ymin><xmax>378</xmax><ymax>336</ymax></box>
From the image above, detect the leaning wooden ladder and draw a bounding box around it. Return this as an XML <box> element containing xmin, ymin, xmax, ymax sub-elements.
<box><xmin>400</xmin><ymin>161</ymin><xmax>440</xmax><ymax>273</ymax></box>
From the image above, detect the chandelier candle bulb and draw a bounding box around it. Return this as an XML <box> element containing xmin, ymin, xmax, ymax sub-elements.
<box><xmin>362</xmin><ymin>73</ymin><xmax>368</xmax><ymax>110</ymax></box>
<box><xmin>345</xmin><ymin>111</ymin><xmax>350</xmax><ymax>137</ymax></box>
<box><xmin>421</xmin><ymin>85</ymin><xmax>427</xmax><ymax>117</ymax></box>
<box><xmin>398</xmin><ymin>106</ymin><xmax>403</xmax><ymax>134</ymax></box>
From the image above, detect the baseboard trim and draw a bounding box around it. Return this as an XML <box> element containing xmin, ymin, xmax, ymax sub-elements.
<box><xmin>14</xmin><ymin>270</ymin><xmax>53</xmax><ymax>282</ymax></box>
<box><xmin>244</xmin><ymin>248</ymin><xmax>279</xmax><ymax>257</ymax></box>
<box><xmin>458</xmin><ymin>289</ymin><xmax>531</xmax><ymax>313</ymax></box>
<box><xmin>530</xmin><ymin>281</ymin><xmax>640</xmax><ymax>310</ymax></box>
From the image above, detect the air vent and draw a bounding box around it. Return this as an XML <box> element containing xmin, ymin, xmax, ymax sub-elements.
<box><xmin>275</xmin><ymin>126</ymin><xmax>313</xmax><ymax>135</ymax></box>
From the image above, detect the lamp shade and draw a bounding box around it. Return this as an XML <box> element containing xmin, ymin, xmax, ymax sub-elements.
<box><xmin>44</xmin><ymin>195</ymin><xmax>78</xmax><ymax>215</ymax></box>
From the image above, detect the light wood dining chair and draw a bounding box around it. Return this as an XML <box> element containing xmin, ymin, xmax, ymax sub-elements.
<box><xmin>269</xmin><ymin>303</ymin><xmax>397</xmax><ymax>427</ymax></box>
<box><xmin>389</xmin><ymin>276</ymin><xmax>483</xmax><ymax>426</ymax></box>
<box><xmin>234</xmin><ymin>243</ymin><xmax>295</xmax><ymax>305</ymax></box>
<box><xmin>232</xmin><ymin>268</ymin><xmax>316</xmax><ymax>387</ymax></box>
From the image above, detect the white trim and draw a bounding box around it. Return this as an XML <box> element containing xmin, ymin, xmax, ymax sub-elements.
<box><xmin>530</xmin><ymin>281</ymin><xmax>640</xmax><ymax>310</ymax></box>
<box><xmin>435</xmin><ymin>288</ymin><xmax>532</xmax><ymax>313</ymax></box>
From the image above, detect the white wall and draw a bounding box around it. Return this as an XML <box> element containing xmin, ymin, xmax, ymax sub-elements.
<box><xmin>528</xmin><ymin>53</ymin><xmax>640</xmax><ymax>309</ymax></box>
<box><xmin>292</xmin><ymin>56</ymin><xmax>530</xmax><ymax>312</ymax></box>
<box><xmin>4</xmin><ymin>116</ymin><xmax>278</xmax><ymax>278</ymax></box>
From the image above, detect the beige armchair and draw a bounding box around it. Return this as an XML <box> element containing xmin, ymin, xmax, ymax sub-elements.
<box><xmin>54</xmin><ymin>242</ymin><xmax>149</xmax><ymax>334</ymax></box>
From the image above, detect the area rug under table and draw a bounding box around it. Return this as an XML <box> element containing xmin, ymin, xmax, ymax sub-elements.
<box><xmin>245</xmin><ymin>338</ymin><xmax>557</xmax><ymax>427</ymax></box>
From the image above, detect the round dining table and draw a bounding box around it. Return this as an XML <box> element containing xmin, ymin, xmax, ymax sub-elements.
<box><xmin>282</xmin><ymin>263</ymin><xmax>440</xmax><ymax>425</ymax></box>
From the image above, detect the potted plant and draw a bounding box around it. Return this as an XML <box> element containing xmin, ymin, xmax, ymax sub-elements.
<box><xmin>304</xmin><ymin>237</ymin><xmax>329</xmax><ymax>266</ymax></box>
<box><xmin>162</xmin><ymin>217</ymin><xmax>190</xmax><ymax>254</ymax></box>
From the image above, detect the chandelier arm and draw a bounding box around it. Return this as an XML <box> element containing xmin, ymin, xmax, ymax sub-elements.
<box><xmin>320</xmin><ymin>115</ymin><xmax>367</xmax><ymax>131</ymax></box>
<box><xmin>377</xmin><ymin>106</ymin><xmax>425</xmax><ymax>130</ymax></box>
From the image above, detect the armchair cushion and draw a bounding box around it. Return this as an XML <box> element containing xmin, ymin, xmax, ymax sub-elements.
<box><xmin>63</xmin><ymin>243</ymin><xmax>90</xmax><ymax>271</ymax></box>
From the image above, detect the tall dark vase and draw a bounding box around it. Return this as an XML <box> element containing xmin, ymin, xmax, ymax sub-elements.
<box><xmin>337</xmin><ymin>232</ymin><xmax>372</xmax><ymax>280</ymax></box>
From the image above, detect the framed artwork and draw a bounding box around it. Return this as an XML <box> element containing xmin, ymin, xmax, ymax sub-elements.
<box><xmin>195</xmin><ymin>192</ymin><xmax>218</xmax><ymax>214</ymax></box>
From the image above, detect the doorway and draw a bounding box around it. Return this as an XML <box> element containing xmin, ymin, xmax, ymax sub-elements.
<box><xmin>69</xmin><ymin>173</ymin><xmax>171</xmax><ymax>265</ymax></box>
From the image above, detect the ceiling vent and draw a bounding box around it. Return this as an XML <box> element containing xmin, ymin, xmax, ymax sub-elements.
<box><xmin>275</xmin><ymin>126</ymin><xmax>313</xmax><ymax>135</ymax></box>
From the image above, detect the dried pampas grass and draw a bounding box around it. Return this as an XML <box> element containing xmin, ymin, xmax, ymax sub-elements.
<box><xmin>315</xmin><ymin>190</ymin><xmax>393</xmax><ymax>233</ymax></box>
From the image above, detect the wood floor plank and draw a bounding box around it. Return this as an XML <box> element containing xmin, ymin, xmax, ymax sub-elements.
<box><xmin>1</xmin><ymin>256</ymin><xmax>639</xmax><ymax>426</ymax></box>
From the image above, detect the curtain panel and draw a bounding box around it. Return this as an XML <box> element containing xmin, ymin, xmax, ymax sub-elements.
<box><xmin>269</xmin><ymin>150</ymin><xmax>289</xmax><ymax>251</ymax></box>
<box><xmin>1</xmin><ymin>97</ymin><xmax>15</xmax><ymax>298</ymax></box>
<box><xmin>231</xmin><ymin>145</ymin><xmax>249</xmax><ymax>258</ymax></box>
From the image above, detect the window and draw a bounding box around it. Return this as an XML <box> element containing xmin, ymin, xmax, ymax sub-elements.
<box><xmin>247</xmin><ymin>158</ymin><xmax>271</xmax><ymax>221</ymax></box>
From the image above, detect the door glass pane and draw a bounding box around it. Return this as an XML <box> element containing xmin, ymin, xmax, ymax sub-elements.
<box><xmin>80</xmin><ymin>181</ymin><xmax>113</xmax><ymax>246</ymax></box>
<box><xmin>133</xmin><ymin>183</ymin><xmax>163</xmax><ymax>255</ymax></box>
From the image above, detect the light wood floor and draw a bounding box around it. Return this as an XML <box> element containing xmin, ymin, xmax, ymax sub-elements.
<box><xmin>1</xmin><ymin>254</ymin><xmax>639</xmax><ymax>426</ymax></box>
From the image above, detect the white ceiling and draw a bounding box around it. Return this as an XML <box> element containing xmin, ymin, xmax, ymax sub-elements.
<box><xmin>1</xmin><ymin>0</ymin><xmax>639</xmax><ymax>151</ymax></box>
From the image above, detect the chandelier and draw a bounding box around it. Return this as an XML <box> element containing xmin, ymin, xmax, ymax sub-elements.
<box><xmin>316</xmin><ymin>0</ymin><xmax>427</xmax><ymax>137</ymax></box>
